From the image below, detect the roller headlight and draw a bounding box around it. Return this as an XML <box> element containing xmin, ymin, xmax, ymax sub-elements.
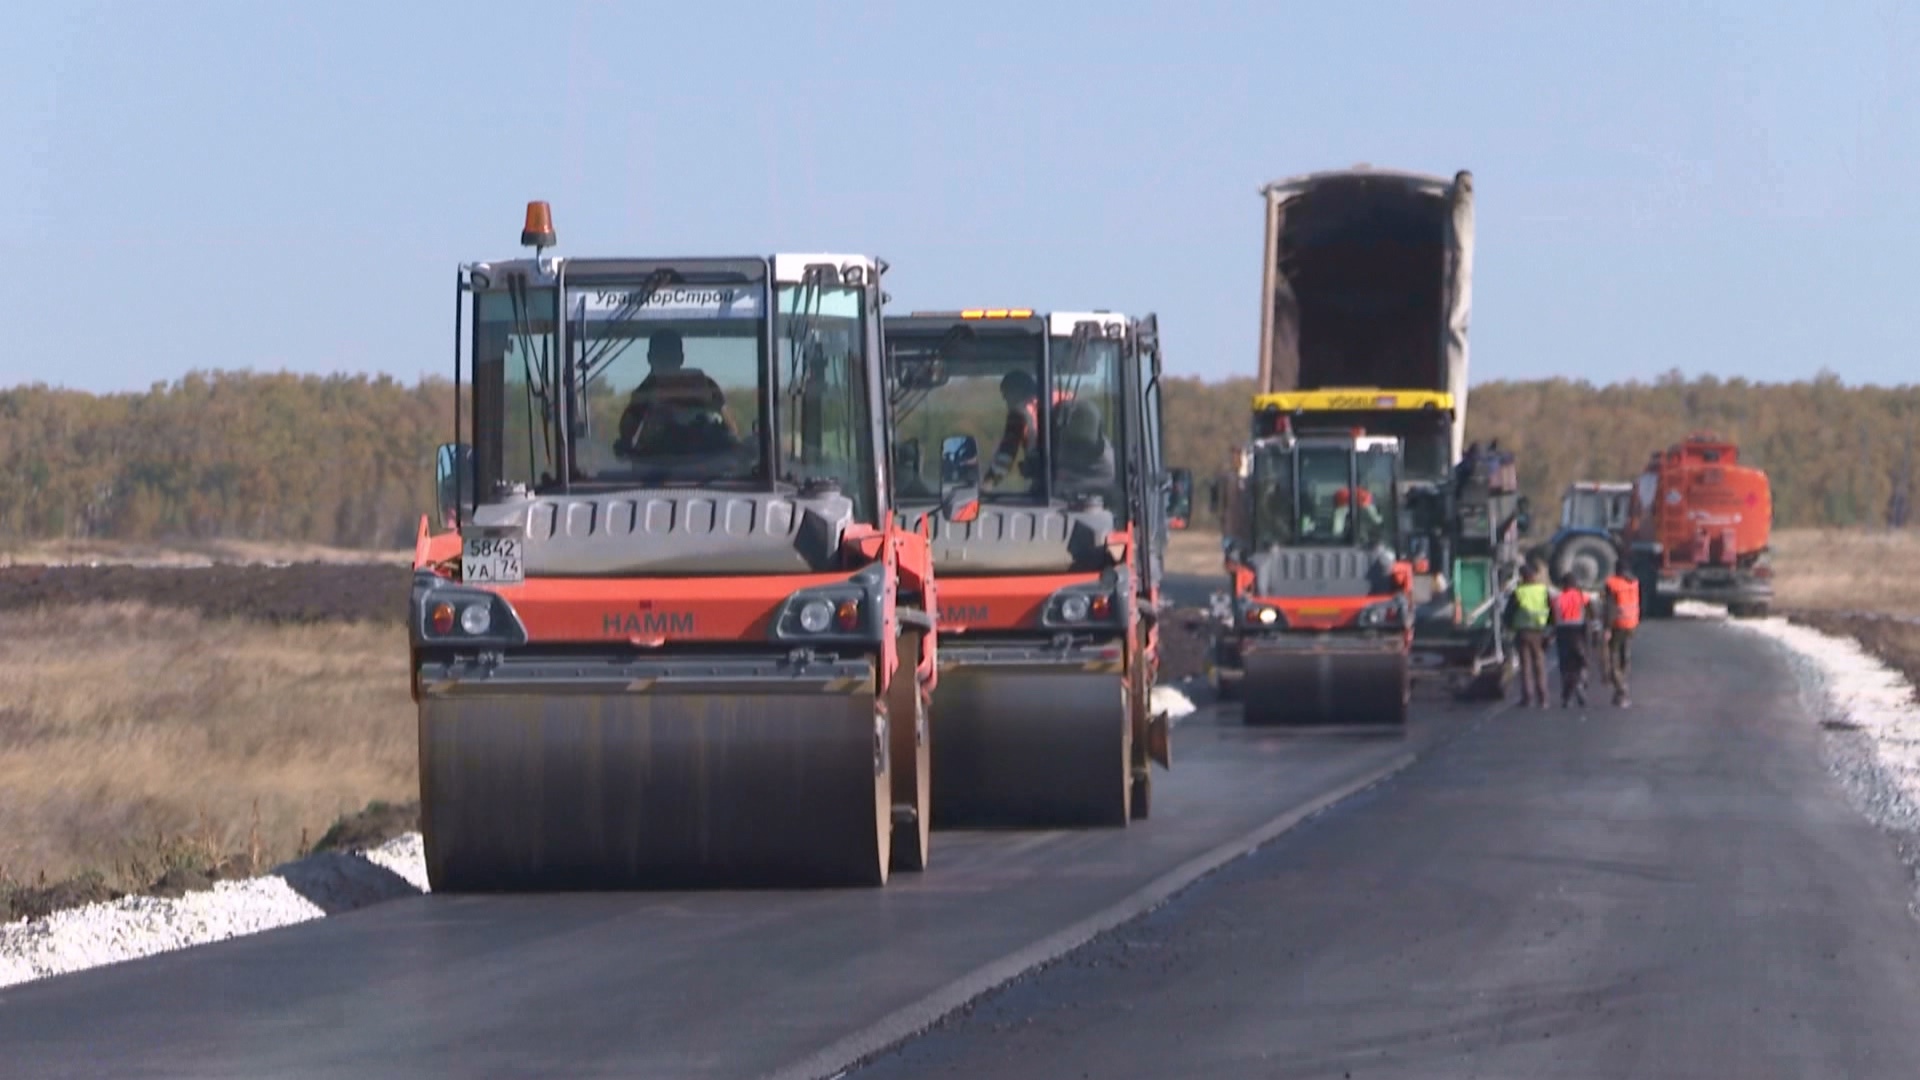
<box><xmin>458</xmin><ymin>603</ymin><xmax>492</xmax><ymax>636</ymax></box>
<box><xmin>410</xmin><ymin>573</ymin><xmax>528</xmax><ymax>647</ymax></box>
<box><xmin>798</xmin><ymin>599</ymin><xmax>835</xmax><ymax>633</ymax></box>
<box><xmin>1060</xmin><ymin>594</ymin><xmax>1092</xmax><ymax>622</ymax></box>
<box><xmin>1256</xmin><ymin>606</ymin><xmax>1280</xmax><ymax>626</ymax></box>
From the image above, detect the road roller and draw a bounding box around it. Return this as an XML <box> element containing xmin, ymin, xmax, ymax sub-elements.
<box><xmin>882</xmin><ymin>308</ymin><xmax>1175</xmax><ymax>826</ymax></box>
<box><xmin>1210</xmin><ymin>407</ymin><xmax>1415</xmax><ymax>728</ymax></box>
<box><xmin>407</xmin><ymin>202</ymin><xmax>944</xmax><ymax>891</ymax></box>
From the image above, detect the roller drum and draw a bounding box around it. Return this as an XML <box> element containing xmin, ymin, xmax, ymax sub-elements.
<box><xmin>420</xmin><ymin>681</ymin><xmax>890</xmax><ymax>891</ymax></box>
<box><xmin>1241</xmin><ymin>639</ymin><xmax>1409</xmax><ymax>728</ymax></box>
<box><xmin>930</xmin><ymin>667</ymin><xmax>1130</xmax><ymax>829</ymax></box>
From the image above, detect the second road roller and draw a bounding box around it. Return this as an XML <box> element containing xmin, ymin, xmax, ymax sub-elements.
<box><xmin>407</xmin><ymin>202</ymin><xmax>954</xmax><ymax>890</ymax></box>
<box><xmin>883</xmin><ymin>308</ymin><xmax>1176</xmax><ymax>825</ymax></box>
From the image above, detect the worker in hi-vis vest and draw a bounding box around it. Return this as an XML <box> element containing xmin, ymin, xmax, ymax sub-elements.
<box><xmin>1504</xmin><ymin>562</ymin><xmax>1553</xmax><ymax>707</ymax></box>
<box><xmin>1601</xmin><ymin>563</ymin><xmax>1641</xmax><ymax>707</ymax></box>
<box><xmin>1552</xmin><ymin>572</ymin><xmax>1598</xmax><ymax>708</ymax></box>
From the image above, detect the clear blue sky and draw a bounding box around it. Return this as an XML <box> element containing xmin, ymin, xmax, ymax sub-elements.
<box><xmin>4</xmin><ymin>1</ymin><xmax>1914</xmax><ymax>393</ymax></box>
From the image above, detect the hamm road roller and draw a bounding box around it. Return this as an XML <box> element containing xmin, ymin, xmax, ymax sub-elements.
<box><xmin>1211</xmin><ymin>407</ymin><xmax>1415</xmax><ymax>728</ymax></box>
<box><xmin>883</xmin><ymin>308</ymin><xmax>1175</xmax><ymax>825</ymax></box>
<box><xmin>408</xmin><ymin>202</ymin><xmax>949</xmax><ymax>890</ymax></box>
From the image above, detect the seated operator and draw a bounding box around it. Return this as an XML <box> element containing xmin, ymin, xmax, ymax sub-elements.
<box><xmin>1331</xmin><ymin>486</ymin><xmax>1385</xmax><ymax>543</ymax></box>
<box><xmin>614</xmin><ymin>329</ymin><xmax>737</xmax><ymax>458</ymax></box>
<box><xmin>1052</xmin><ymin>399</ymin><xmax>1117</xmax><ymax>499</ymax></box>
<box><xmin>985</xmin><ymin>369</ymin><xmax>1067</xmax><ymax>488</ymax></box>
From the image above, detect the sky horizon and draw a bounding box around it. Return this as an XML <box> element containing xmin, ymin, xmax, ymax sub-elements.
<box><xmin>5</xmin><ymin>2</ymin><xmax>1915</xmax><ymax>395</ymax></box>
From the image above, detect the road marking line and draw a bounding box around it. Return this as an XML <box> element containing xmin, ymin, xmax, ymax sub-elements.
<box><xmin>773</xmin><ymin>745</ymin><xmax>1427</xmax><ymax>1080</ymax></box>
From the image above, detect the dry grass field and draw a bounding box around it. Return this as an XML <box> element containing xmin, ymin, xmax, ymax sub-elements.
<box><xmin>1769</xmin><ymin>528</ymin><xmax>1920</xmax><ymax>616</ymax></box>
<box><xmin>0</xmin><ymin>603</ymin><xmax>416</xmax><ymax>912</ymax></box>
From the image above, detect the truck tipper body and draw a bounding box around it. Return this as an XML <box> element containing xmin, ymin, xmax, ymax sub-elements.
<box><xmin>1228</xmin><ymin>166</ymin><xmax>1523</xmax><ymax>700</ymax></box>
<box><xmin>1627</xmin><ymin>434</ymin><xmax>1774</xmax><ymax>618</ymax></box>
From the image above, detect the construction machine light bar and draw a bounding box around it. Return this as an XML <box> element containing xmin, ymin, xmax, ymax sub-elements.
<box><xmin>1252</xmin><ymin>390</ymin><xmax>1455</xmax><ymax>413</ymax></box>
<box><xmin>958</xmin><ymin>309</ymin><xmax>1034</xmax><ymax>319</ymax></box>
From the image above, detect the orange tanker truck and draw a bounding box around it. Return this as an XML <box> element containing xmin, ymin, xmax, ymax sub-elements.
<box><xmin>1626</xmin><ymin>433</ymin><xmax>1774</xmax><ymax>620</ymax></box>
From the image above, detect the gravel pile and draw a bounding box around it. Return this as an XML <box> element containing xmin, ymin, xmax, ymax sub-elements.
<box><xmin>1</xmin><ymin>833</ymin><xmax>430</xmax><ymax>989</ymax></box>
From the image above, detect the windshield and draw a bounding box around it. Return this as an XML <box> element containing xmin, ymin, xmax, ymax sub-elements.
<box><xmin>1563</xmin><ymin>490</ymin><xmax>1630</xmax><ymax>531</ymax></box>
<box><xmin>568</xmin><ymin>279</ymin><xmax>766</xmax><ymax>487</ymax></box>
<box><xmin>888</xmin><ymin>323</ymin><xmax>1043</xmax><ymax>503</ymax></box>
<box><xmin>887</xmin><ymin>321</ymin><xmax>1127</xmax><ymax>522</ymax></box>
<box><xmin>471</xmin><ymin>270</ymin><xmax>875</xmax><ymax>519</ymax></box>
<box><xmin>1249</xmin><ymin>442</ymin><xmax>1398</xmax><ymax>550</ymax></box>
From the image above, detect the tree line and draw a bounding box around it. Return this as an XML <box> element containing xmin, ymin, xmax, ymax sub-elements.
<box><xmin>0</xmin><ymin>368</ymin><xmax>1913</xmax><ymax>549</ymax></box>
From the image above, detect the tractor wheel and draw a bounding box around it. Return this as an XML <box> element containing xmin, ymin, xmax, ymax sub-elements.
<box><xmin>1552</xmin><ymin>535</ymin><xmax>1618</xmax><ymax>591</ymax></box>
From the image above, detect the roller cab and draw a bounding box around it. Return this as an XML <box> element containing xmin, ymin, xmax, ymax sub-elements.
<box><xmin>412</xmin><ymin>224</ymin><xmax>938</xmax><ymax>891</ymax></box>
<box><xmin>1214</xmin><ymin>416</ymin><xmax>1414</xmax><ymax>729</ymax></box>
<box><xmin>883</xmin><ymin>310</ymin><xmax>1175</xmax><ymax>826</ymax></box>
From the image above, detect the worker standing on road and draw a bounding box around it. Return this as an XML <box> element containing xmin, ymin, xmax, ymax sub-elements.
<box><xmin>1601</xmin><ymin>563</ymin><xmax>1641</xmax><ymax>707</ymax></box>
<box><xmin>1505</xmin><ymin>563</ymin><xmax>1552</xmax><ymax>707</ymax></box>
<box><xmin>1552</xmin><ymin>572</ymin><xmax>1596</xmax><ymax>708</ymax></box>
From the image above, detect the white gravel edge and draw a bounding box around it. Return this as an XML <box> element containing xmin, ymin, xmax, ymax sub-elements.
<box><xmin>1</xmin><ymin>833</ymin><xmax>430</xmax><ymax>990</ymax></box>
<box><xmin>1689</xmin><ymin>601</ymin><xmax>1920</xmax><ymax>906</ymax></box>
<box><xmin>3</xmin><ymin>686</ymin><xmax>1203</xmax><ymax>991</ymax></box>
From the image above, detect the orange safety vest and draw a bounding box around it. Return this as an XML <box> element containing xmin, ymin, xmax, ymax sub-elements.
<box><xmin>1552</xmin><ymin>588</ymin><xmax>1590</xmax><ymax>627</ymax></box>
<box><xmin>1604</xmin><ymin>575</ymin><xmax>1640</xmax><ymax>630</ymax></box>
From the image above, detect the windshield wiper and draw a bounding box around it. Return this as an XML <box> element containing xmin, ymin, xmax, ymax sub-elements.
<box><xmin>507</xmin><ymin>273</ymin><xmax>554</xmax><ymax>483</ymax></box>
<box><xmin>575</xmin><ymin>268</ymin><xmax>683</xmax><ymax>388</ymax></box>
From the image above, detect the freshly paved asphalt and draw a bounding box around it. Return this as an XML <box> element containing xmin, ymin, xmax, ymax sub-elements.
<box><xmin>849</xmin><ymin>619</ymin><xmax>1920</xmax><ymax>1079</ymax></box>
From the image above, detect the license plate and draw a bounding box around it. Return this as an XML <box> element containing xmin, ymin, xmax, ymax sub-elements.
<box><xmin>462</xmin><ymin>535</ymin><xmax>524</xmax><ymax>585</ymax></box>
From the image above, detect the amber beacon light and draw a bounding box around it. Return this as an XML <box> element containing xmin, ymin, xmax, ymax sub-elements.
<box><xmin>521</xmin><ymin>200</ymin><xmax>556</xmax><ymax>252</ymax></box>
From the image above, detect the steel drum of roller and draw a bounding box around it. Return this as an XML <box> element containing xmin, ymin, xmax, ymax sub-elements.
<box><xmin>1240</xmin><ymin>638</ymin><xmax>1409</xmax><ymax>729</ymax></box>
<box><xmin>929</xmin><ymin>665</ymin><xmax>1131</xmax><ymax>830</ymax></box>
<box><xmin>419</xmin><ymin>668</ymin><xmax>891</xmax><ymax>892</ymax></box>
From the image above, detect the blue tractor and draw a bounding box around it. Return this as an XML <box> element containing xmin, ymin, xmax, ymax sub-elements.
<box><xmin>1536</xmin><ymin>480</ymin><xmax>1635</xmax><ymax>591</ymax></box>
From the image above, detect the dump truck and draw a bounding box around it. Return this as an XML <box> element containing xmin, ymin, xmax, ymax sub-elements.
<box><xmin>408</xmin><ymin>202</ymin><xmax>947</xmax><ymax>890</ymax></box>
<box><xmin>1211</xmin><ymin>409</ymin><xmax>1415</xmax><ymax>726</ymax></box>
<box><xmin>1627</xmin><ymin>433</ymin><xmax>1775</xmax><ymax>618</ymax></box>
<box><xmin>883</xmin><ymin>308</ymin><xmax>1175</xmax><ymax>824</ymax></box>
<box><xmin>1216</xmin><ymin>165</ymin><xmax>1523</xmax><ymax>702</ymax></box>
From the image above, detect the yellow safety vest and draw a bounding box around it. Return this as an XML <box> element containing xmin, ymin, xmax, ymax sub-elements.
<box><xmin>1514</xmin><ymin>582</ymin><xmax>1550</xmax><ymax>630</ymax></box>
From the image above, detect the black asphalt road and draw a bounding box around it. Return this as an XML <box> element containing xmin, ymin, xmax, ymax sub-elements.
<box><xmin>0</xmin><ymin>687</ymin><xmax>1452</xmax><ymax>1079</ymax></box>
<box><xmin>850</xmin><ymin>619</ymin><xmax>1920</xmax><ymax>1079</ymax></box>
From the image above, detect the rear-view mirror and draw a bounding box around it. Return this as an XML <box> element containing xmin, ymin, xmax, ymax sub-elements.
<box><xmin>938</xmin><ymin>434</ymin><xmax>981</xmax><ymax>523</ymax></box>
<box><xmin>941</xmin><ymin>484</ymin><xmax>980</xmax><ymax>524</ymax></box>
<box><xmin>941</xmin><ymin>434</ymin><xmax>981</xmax><ymax>488</ymax></box>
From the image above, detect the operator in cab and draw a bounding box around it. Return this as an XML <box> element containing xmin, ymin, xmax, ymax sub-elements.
<box><xmin>984</xmin><ymin>370</ymin><xmax>1075</xmax><ymax>489</ymax></box>
<box><xmin>1340</xmin><ymin>487</ymin><xmax>1386</xmax><ymax>545</ymax></box>
<box><xmin>1051</xmin><ymin>398</ymin><xmax>1117</xmax><ymax>501</ymax></box>
<box><xmin>614</xmin><ymin>329</ymin><xmax>737</xmax><ymax>459</ymax></box>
